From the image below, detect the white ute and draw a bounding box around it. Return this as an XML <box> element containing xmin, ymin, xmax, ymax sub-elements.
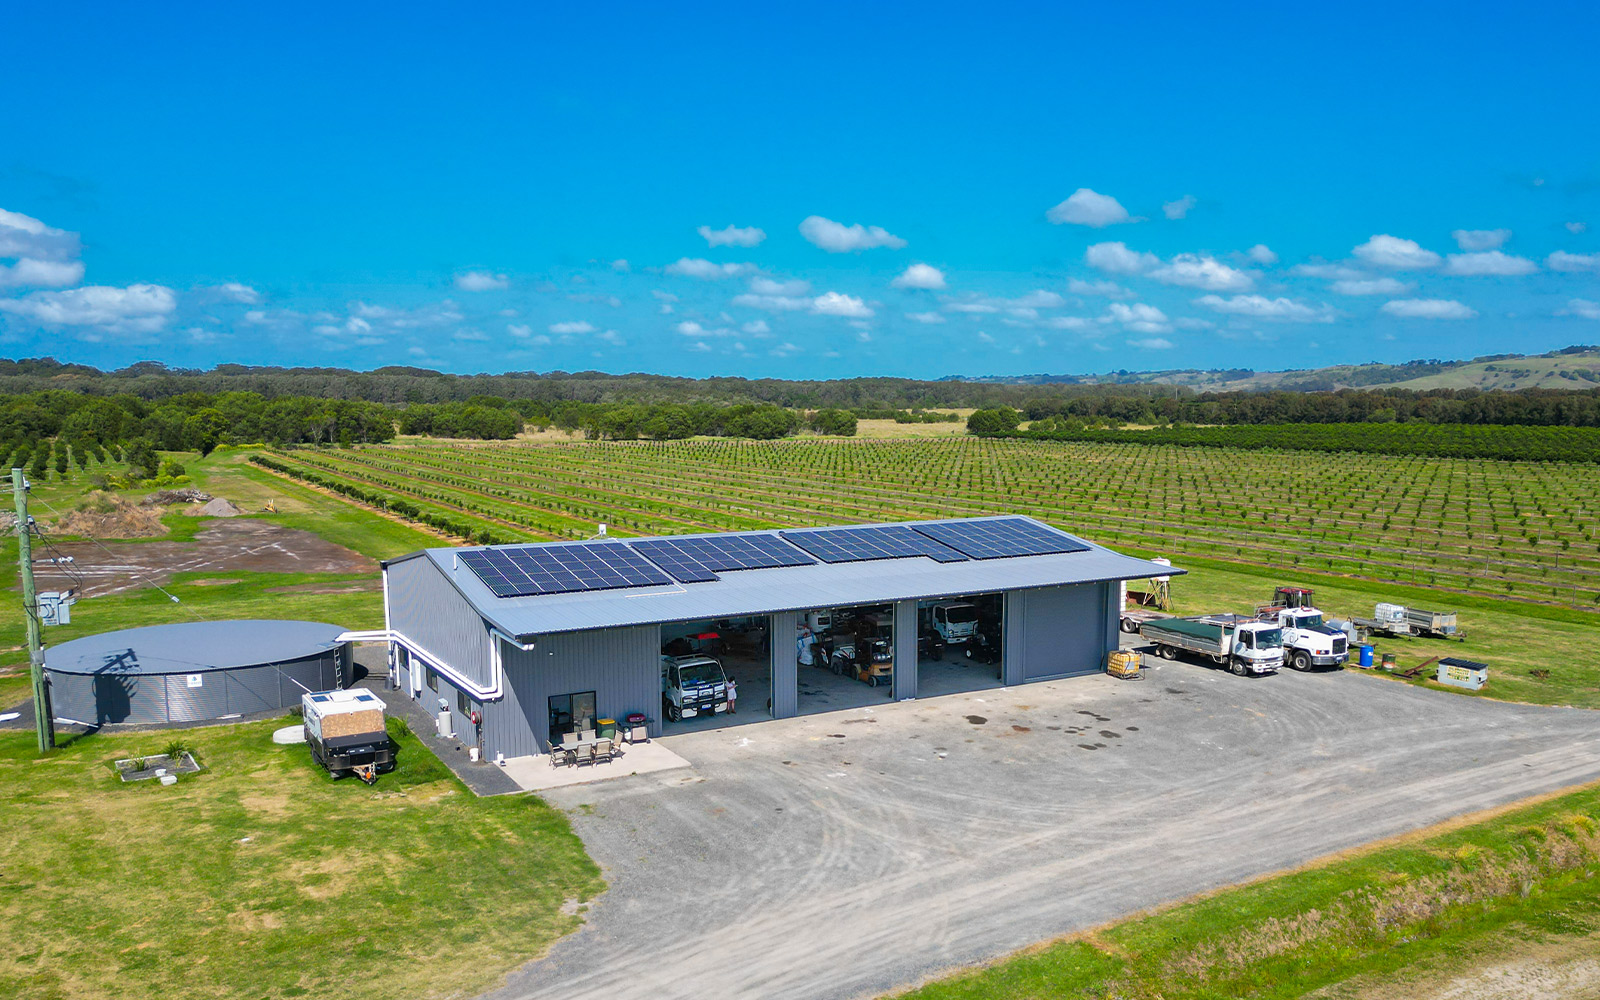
<box><xmin>929</xmin><ymin>602</ymin><xmax>980</xmax><ymax>645</ymax></box>
<box><xmin>661</xmin><ymin>654</ymin><xmax>730</xmax><ymax>721</ymax></box>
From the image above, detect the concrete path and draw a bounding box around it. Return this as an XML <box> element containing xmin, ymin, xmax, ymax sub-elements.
<box><xmin>484</xmin><ymin>663</ymin><xmax>1600</xmax><ymax>1000</ymax></box>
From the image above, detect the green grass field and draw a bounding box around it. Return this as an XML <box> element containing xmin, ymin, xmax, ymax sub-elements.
<box><xmin>0</xmin><ymin>719</ymin><xmax>603</xmax><ymax>1000</ymax></box>
<box><xmin>894</xmin><ymin>783</ymin><xmax>1600</xmax><ymax>1000</ymax></box>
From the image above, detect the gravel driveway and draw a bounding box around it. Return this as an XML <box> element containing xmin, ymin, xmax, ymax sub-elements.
<box><xmin>485</xmin><ymin>662</ymin><xmax>1600</xmax><ymax>1000</ymax></box>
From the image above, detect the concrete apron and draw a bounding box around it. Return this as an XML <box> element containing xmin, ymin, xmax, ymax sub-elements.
<box><xmin>484</xmin><ymin>664</ymin><xmax>1600</xmax><ymax>1000</ymax></box>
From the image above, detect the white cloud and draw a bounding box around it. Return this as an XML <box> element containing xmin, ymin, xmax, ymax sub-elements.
<box><xmin>891</xmin><ymin>263</ymin><xmax>946</xmax><ymax>290</ymax></box>
<box><xmin>749</xmin><ymin>276</ymin><xmax>811</xmax><ymax>296</ymax></box>
<box><xmin>1149</xmin><ymin>254</ymin><xmax>1254</xmax><ymax>291</ymax></box>
<box><xmin>698</xmin><ymin>225</ymin><xmax>766</xmax><ymax>248</ymax></box>
<box><xmin>1380</xmin><ymin>298</ymin><xmax>1477</xmax><ymax>319</ymax></box>
<box><xmin>0</xmin><ymin>207</ymin><xmax>79</xmax><ymax>261</ymax></box>
<box><xmin>652</xmin><ymin>290</ymin><xmax>678</xmax><ymax>302</ymax></box>
<box><xmin>1066</xmin><ymin>278</ymin><xmax>1131</xmax><ymax>298</ymax></box>
<box><xmin>732</xmin><ymin>293</ymin><xmax>810</xmax><ymax>311</ymax></box>
<box><xmin>1452</xmin><ymin>228</ymin><xmax>1511</xmax><ymax>251</ymax></box>
<box><xmin>0</xmin><ymin>283</ymin><xmax>176</xmax><ymax>336</ymax></box>
<box><xmin>770</xmin><ymin>342</ymin><xmax>801</xmax><ymax>357</ymax></box>
<box><xmin>675</xmin><ymin>320</ymin><xmax>735</xmax><ymax>338</ymax></box>
<box><xmin>1546</xmin><ymin>251</ymin><xmax>1600</xmax><ymax>273</ymax></box>
<box><xmin>906</xmin><ymin>311</ymin><xmax>946</xmax><ymax>324</ymax></box>
<box><xmin>687</xmin><ymin>341</ymin><xmax>712</xmax><ymax>352</ymax></box>
<box><xmin>1105</xmin><ymin>302</ymin><xmax>1171</xmax><ymax>334</ymax></box>
<box><xmin>1291</xmin><ymin>262</ymin><xmax>1366</xmax><ymax>280</ymax></box>
<box><xmin>1162</xmin><ymin>195</ymin><xmax>1197</xmax><ymax>220</ymax></box>
<box><xmin>454</xmin><ymin>270</ymin><xmax>509</xmax><ymax>291</ymax></box>
<box><xmin>1010</xmin><ymin>290</ymin><xmax>1065</xmax><ymax>309</ymax></box>
<box><xmin>610</xmin><ymin>259</ymin><xmax>630</xmax><ymax>272</ymax></box>
<box><xmin>213</xmin><ymin>281</ymin><xmax>260</xmax><ymax>304</ymax></box>
<box><xmin>1352</xmin><ymin>234</ymin><xmax>1441</xmax><ymax>269</ymax></box>
<box><xmin>507</xmin><ymin>323</ymin><xmax>533</xmax><ymax>337</ymax></box>
<box><xmin>945</xmin><ymin>301</ymin><xmax>998</xmax><ymax>314</ymax></box>
<box><xmin>1568</xmin><ymin>222</ymin><xmax>1588</xmax><ymax>235</ymax></box>
<box><xmin>597</xmin><ymin>329</ymin><xmax>624</xmax><ymax>346</ymax></box>
<box><xmin>1085</xmin><ymin>241</ymin><xmax>1159</xmax><ymax>275</ymax></box>
<box><xmin>1332</xmin><ymin>277</ymin><xmax>1412</xmax><ymax>295</ymax></box>
<box><xmin>1047</xmin><ymin>188</ymin><xmax>1131</xmax><ymax>227</ymax></box>
<box><xmin>1195</xmin><ymin>294</ymin><xmax>1331</xmax><ymax>322</ymax></box>
<box><xmin>741</xmin><ymin>319</ymin><xmax>770</xmax><ymax>335</ymax></box>
<box><xmin>453</xmin><ymin>329</ymin><xmax>490</xmax><ymax>342</ymax></box>
<box><xmin>1246</xmin><ymin>244</ymin><xmax>1278</xmax><ymax>265</ymax></box>
<box><xmin>1129</xmin><ymin>337</ymin><xmax>1174</xmax><ymax>350</ymax></box>
<box><xmin>811</xmin><ymin>291</ymin><xmax>874</xmax><ymax>318</ymax></box>
<box><xmin>549</xmin><ymin>320</ymin><xmax>596</xmax><ymax>334</ymax></box>
<box><xmin>1443</xmin><ymin>251</ymin><xmax>1537</xmax><ymax>276</ymax></box>
<box><xmin>665</xmin><ymin>257</ymin><xmax>755</xmax><ymax>279</ymax></box>
<box><xmin>1043</xmin><ymin>316</ymin><xmax>1093</xmax><ymax>330</ymax></box>
<box><xmin>798</xmin><ymin>215</ymin><xmax>906</xmax><ymax>252</ymax></box>
<box><xmin>1559</xmin><ymin>298</ymin><xmax>1600</xmax><ymax>320</ymax></box>
<box><xmin>0</xmin><ymin>258</ymin><xmax>84</xmax><ymax>288</ymax></box>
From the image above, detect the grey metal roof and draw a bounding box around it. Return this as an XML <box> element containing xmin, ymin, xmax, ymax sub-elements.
<box><xmin>46</xmin><ymin>620</ymin><xmax>347</xmax><ymax>675</ymax></box>
<box><xmin>408</xmin><ymin>516</ymin><xmax>1184</xmax><ymax>639</ymax></box>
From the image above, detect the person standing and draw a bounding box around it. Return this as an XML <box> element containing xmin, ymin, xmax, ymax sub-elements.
<box><xmin>726</xmin><ymin>676</ymin><xmax>738</xmax><ymax>714</ymax></box>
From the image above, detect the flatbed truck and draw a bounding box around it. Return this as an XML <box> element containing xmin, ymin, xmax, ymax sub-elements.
<box><xmin>1139</xmin><ymin>614</ymin><xmax>1284</xmax><ymax>676</ymax></box>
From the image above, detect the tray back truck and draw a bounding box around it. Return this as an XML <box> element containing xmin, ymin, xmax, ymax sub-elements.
<box><xmin>1139</xmin><ymin>614</ymin><xmax>1283</xmax><ymax>676</ymax></box>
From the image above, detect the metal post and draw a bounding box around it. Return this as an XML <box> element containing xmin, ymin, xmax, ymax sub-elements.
<box><xmin>13</xmin><ymin>468</ymin><xmax>53</xmax><ymax>751</ymax></box>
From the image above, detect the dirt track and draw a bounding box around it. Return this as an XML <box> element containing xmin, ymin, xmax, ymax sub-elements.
<box><xmin>30</xmin><ymin>519</ymin><xmax>374</xmax><ymax>597</ymax></box>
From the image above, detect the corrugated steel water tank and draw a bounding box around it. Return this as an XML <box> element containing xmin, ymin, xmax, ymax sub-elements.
<box><xmin>44</xmin><ymin>620</ymin><xmax>350</xmax><ymax>726</ymax></box>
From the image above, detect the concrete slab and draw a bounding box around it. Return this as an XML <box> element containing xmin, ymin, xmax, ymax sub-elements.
<box><xmin>501</xmin><ymin>741</ymin><xmax>692</xmax><ymax>792</ymax></box>
<box><xmin>483</xmin><ymin>660</ymin><xmax>1600</xmax><ymax>1000</ymax></box>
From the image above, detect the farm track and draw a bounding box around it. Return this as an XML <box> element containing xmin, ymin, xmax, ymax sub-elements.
<box><xmin>267</xmin><ymin>438</ymin><xmax>1600</xmax><ymax>609</ymax></box>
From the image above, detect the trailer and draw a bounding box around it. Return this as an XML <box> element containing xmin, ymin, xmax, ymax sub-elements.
<box><xmin>302</xmin><ymin>688</ymin><xmax>398</xmax><ymax>784</ymax></box>
<box><xmin>1405</xmin><ymin>607</ymin><xmax>1460</xmax><ymax>638</ymax></box>
<box><xmin>1351</xmin><ymin>602</ymin><xmax>1463</xmax><ymax>641</ymax></box>
<box><xmin>1120</xmin><ymin>606</ymin><xmax>1173</xmax><ymax>635</ymax></box>
<box><xmin>1139</xmin><ymin>614</ymin><xmax>1284</xmax><ymax>676</ymax></box>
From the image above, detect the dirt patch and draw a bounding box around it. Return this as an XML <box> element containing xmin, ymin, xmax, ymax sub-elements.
<box><xmin>267</xmin><ymin>580</ymin><xmax>382</xmax><ymax>595</ymax></box>
<box><xmin>142</xmin><ymin>488</ymin><xmax>212</xmax><ymax>506</ymax></box>
<box><xmin>187</xmin><ymin>577</ymin><xmax>244</xmax><ymax>587</ymax></box>
<box><xmin>1317</xmin><ymin>930</ymin><xmax>1600</xmax><ymax>999</ymax></box>
<box><xmin>49</xmin><ymin>491</ymin><xmax>166</xmax><ymax>539</ymax></box>
<box><xmin>183</xmin><ymin>497</ymin><xmax>244</xmax><ymax>517</ymax></box>
<box><xmin>239</xmin><ymin>792</ymin><xmax>292</xmax><ymax>818</ymax></box>
<box><xmin>28</xmin><ymin>518</ymin><xmax>375</xmax><ymax>598</ymax></box>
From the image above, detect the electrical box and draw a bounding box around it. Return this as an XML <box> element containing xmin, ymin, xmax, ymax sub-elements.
<box><xmin>38</xmin><ymin>591</ymin><xmax>74</xmax><ymax>626</ymax></box>
<box><xmin>1437</xmin><ymin>657</ymin><xmax>1488</xmax><ymax>691</ymax></box>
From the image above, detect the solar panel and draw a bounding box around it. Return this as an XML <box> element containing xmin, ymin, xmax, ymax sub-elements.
<box><xmin>630</xmin><ymin>534</ymin><xmax>815</xmax><ymax>584</ymax></box>
<box><xmin>912</xmin><ymin>518</ymin><xmax>1090</xmax><ymax>560</ymax></box>
<box><xmin>458</xmin><ymin>541</ymin><xmax>674</xmax><ymax>597</ymax></box>
<box><xmin>779</xmin><ymin>525</ymin><xmax>968</xmax><ymax>564</ymax></box>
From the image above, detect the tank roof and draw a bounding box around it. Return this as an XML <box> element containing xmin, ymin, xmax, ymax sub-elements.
<box><xmin>45</xmin><ymin>620</ymin><xmax>347</xmax><ymax>676</ymax></box>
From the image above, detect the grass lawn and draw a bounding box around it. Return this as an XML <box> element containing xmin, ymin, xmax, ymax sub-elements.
<box><xmin>894</xmin><ymin>783</ymin><xmax>1600</xmax><ymax>1000</ymax></box>
<box><xmin>1140</xmin><ymin>553</ymin><xmax>1600</xmax><ymax>710</ymax></box>
<box><xmin>0</xmin><ymin>719</ymin><xmax>603</xmax><ymax>1000</ymax></box>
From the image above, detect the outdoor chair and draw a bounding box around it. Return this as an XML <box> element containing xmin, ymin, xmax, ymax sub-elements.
<box><xmin>579</xmin><ymin>728</ymin><xmax>596</xmax><ymax>743</ymax></box>
<box><xmin>547</xmin><ymin>738</ymin><xmax>575</xmax><ymax>768</ymax></box>
<box><xmin>580</xmin><ymin>742</ymin><xmax>598</xmax><ymax>765</ymax></box>
<box><xmin>592</xmin><ymin>738</ymin><xmax>613</xmax><ymax>763</ymax></box>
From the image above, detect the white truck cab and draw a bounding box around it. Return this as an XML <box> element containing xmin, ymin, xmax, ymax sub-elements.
<box><xmin>660</xmin><ymin>654</ymin><xmax>730</xmax><ymax>721</ymax></box>
<box><xmin>1265</xmin><ymin>607</ymin><xmax>1349</xmax><ymax>670</ymax></box>
<box><xmin>930</xmin><ymin>602</ymin><xmax>979</xmax><ymax>644</ymax></box>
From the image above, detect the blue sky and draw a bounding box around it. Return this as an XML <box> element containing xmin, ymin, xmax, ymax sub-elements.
<box><xmin>2</xmin><ymin>1</ymin><xmax>1598</xmax><ymax>378</ymax></box>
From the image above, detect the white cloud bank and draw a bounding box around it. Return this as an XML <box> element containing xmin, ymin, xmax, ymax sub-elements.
<box><xmin>1452</xmin><ymin>228</ymin><xmax>1511</xmax><ymax>251</ymax></box>
<box><xmin>1332</xmin><ymin>277</ymin><xmax>1411</xmax><ymax>295</ymax></box>
<box><xmin>1381</xmin><ymin>298</ymin><xmax>1477</xmax><ymax>319</ymax></box>
<box><xmin>1085</xmin><ymin>241</ymin><xmax>1160</xmax><ymax>275</ymax></box>
<box><xmin>0</xmin><ymin>283</ymin><xmax>177</xmax><ymax>337</ymax></box>
<box><xmin>1162</xmin><ymin>195</ymin><xmax>1196</xmax><ymax>220</ymax></box>
<box><xmin>1546</xmin><ymin>251</ymin><xmax>1600</xmax><ymax>274</ymax></box>
<box><xmin>1105</xmin><ymin>302</ymin><xmax>1171</xmax><ymax>334</ymax></box>
<box><xmin>698</xmin><ymin>224</ymin><xmax>766</xmax><ymax>248</ymax></box>
<box><xmin>454</xmin><ymin>271</ymin><xmax>508</xmax><ymax>291</ymax></box>
<box><xmin>1353</xmin><ymin>235</ymin><xmax>1441</xmax><ymax>269</ymax></box>
<box><xmin>665</xmin><ymin>257</ymin><xmax>756</xmax><ymax>279</ymax></box>
<box><xmin>1047</xmin><ymin>188</ymin><xmax>1131</xmax><ymax>227</ymax></box>
<box><xmin>1559</xmin><ymin>298</ymin><xmax>1600</xmax><ymax>320</ymax></box>
<box><xmin>1195</xmin><ymin>294</ymin><xmax>1331</xmax><ymax>321</ymax></box>
<box><xmin>1149</xmin><ymin>254</ymin><xmax>1254</xmax><ymax>291</ymax></box>
<box><xmin>891</xmin><ymin>263</ymin><xmax>946</xmax><ymax>290</ymax></box>
<box><xmin>1443</xmin><ymin>251</ymin><xmax>1537</xmax><ymax>276</ymax></box>
<box><xmin>811</xmin><ymin>291</ymin><xmax>873</xmax><ymax>318</ymax></box>
<box><xmin>798</xmin><ymin>216</ymin><xmax>906</xmax><ymax>252</ymax></box>
<box><xmin>548</xmin><ymin>321</ymin><xmax>596</xmax><ymax>334</ymax></box>
<box><xmin>0</xmin><ymin>258</ymin><xmax>83</xmax><ymax>289</ymax></box>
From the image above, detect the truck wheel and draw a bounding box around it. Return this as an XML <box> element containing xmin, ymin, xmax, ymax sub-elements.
<box><xmin>1158</xmin><ymin>645</ymin><xmax>1176</xmax><ymax>660</ymax></box>
<box><xmin>964</xmin><ymin>646</ymin><xmax>974</xmax><ymax>659</ymax></box>
<box><xmin>1292</xmin><ymin>651</ymin><xmax>1311</xmax><ymax>672</ymax></box>
<box><xmin>1230</xmin><ymin>659</ymin><xmax>1247</xmax><ymax>676</ymax></box>
<box><xmin>1121</xmin><ymin>617</ymin><xmax>1136</xmax><ymax>634</ymax></box>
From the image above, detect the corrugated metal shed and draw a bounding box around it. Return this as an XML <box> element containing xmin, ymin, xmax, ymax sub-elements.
<box><xmin>390</xmin><ymin>516</ymin><xmax>1182</xmax><ymax>639</ymax></box>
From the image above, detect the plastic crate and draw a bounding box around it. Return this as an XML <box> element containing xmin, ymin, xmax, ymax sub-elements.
<box><xmin>1105</xmin><ymin>650</ymin><xmax>1142</xmax><ymax>680</ymax></box>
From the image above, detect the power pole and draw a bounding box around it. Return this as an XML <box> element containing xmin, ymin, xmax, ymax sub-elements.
<box><xmin>13</xmin><ymin>468</ymin><xmax>52</xmax><ymax>752</ymax></box>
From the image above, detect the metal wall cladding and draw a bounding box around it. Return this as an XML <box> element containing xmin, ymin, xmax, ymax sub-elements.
<box><xmin>48</xmin><ymin>651</ymin><xmax>341</xmax><ymax>726</ymax></box>
<box><xmin>769</xmin><ymin>610</ymin><xmax>799</xmax><ymax>719</ymax></box>
<box><xmin>487</xmin><ymin>624</ymin><xmax>660</xmax><ymax>760</ymax></box>
<box><xmin>388</xmin><ymin>556</ymin><xmax>495</xmax><ymax>689</ymax></box>
<box><xmin>892</xmin><ymin>599</ymin><xmax>918</xmax><ymax>701</ymax></box>
<box><xmin>1015</xmin><ymin>583</ymin><xmax>1113</xmax><ymax>681</ymax></box>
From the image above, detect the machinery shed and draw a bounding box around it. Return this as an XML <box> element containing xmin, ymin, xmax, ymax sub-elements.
<box><xmin>380</xmin><ymin>516</ymin><xmax>1182</xmax><ymax>763</ymax></box>
<box><xmin>45</xmin><ymin>620</ymin><xmax>351</xmax><ymax>726</ymax></box>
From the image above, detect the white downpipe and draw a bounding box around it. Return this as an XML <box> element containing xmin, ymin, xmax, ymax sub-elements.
<box><xmin>335</xmin><ymin>627</ymin><xmax>506</xmax><ymax>702</ymax></box>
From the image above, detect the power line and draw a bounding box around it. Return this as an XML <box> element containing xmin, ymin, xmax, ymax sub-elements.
<box><xmin>30</xmin><ymin>495</ymin><xmax>196</xmax><ymax>614</ymax></box>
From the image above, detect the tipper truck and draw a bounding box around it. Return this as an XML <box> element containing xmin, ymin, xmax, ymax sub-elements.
<box><xmin>1139</xmin><ymin>614</ymin><xmax>1284</xmax><ymax>676</ymax></box>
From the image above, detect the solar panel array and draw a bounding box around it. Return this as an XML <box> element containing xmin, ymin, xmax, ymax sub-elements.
<box><xmin>454</xmin><ymin>518</ymin><xmax>1092</xmax><ymax>598</ymax></box>
<box><xmin>457</xmin><ymin>542</ymin><xmax>673</xmax><ymax>597</ymax></box>
<box><xmin>780</xmin><ymin>525</ymin><xmax>969</xmax><ymax>564</ymax></box>
<box><xmin>913</xmin><ymin>517</ymin><xmax>1090</xmax><ymax>559</ymax></box>
<box><xmin>629</xmin><ymin>534</ymin><xmax>815</xmax><ymax>584</ymax></box>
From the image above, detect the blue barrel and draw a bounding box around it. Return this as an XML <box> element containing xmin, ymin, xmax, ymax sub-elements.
<box><xmin>1359</xmin><ymin>645</ymin><xmax>1374</xmax><ymax>668</ymax></box>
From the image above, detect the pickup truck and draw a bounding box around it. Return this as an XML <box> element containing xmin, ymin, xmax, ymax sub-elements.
<box><xmin>1139</xmin><ymin>614</ymin><xmax>1284</xmax><ymax>676</ymax></box>
<box><xmin>661</xmin><ymin>654</ymin><xmax>730</xmax><ymax>721</ymax></box>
